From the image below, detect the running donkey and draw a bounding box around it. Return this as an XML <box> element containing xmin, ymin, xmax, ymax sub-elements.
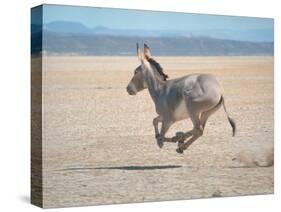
<box><xmin>126</xmin><ymin>43</ymin><xmax>236</xmax><ymax>154</ymax></box>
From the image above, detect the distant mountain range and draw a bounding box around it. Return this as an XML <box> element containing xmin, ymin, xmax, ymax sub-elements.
<box><xmin>40</xmin><ymin>21</ymin><xmax>274</xmax><ymax>42</ymax></box>
<box><xmin>31</xmin><ymin>21</ymin><xmax>274</xmax><ymax>56</ymax></box>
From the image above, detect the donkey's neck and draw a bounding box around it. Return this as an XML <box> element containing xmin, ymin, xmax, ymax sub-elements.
<box><xmin>145</xmin><ymin>70</ymin><xmax>164</xmax><ymax>103</ymax></box>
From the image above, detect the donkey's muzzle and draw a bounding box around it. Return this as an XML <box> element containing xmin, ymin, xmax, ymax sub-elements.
<box><xmin>126</xmin><ymin>84</ymin><xmax>136</xmax><ymax>95</ymax></box>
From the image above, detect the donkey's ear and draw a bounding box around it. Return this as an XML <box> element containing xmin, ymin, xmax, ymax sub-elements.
<box><xmin>136</xmin><ymin>43</ymin><xmax>143</xmax><ymax>61</ymax></box>
<box><xmin>144</xmin><ymin>43</ymin><xmax>152</xmax><ymax>59</ymax></box>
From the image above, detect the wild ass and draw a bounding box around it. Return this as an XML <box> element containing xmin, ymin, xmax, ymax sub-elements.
<box><xmin>126</xmin><ymin>43</ymin><xmax>236</xmax><ymax>154</ymax></box>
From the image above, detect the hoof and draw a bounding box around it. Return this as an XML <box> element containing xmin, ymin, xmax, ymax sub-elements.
<box><xmin>176</xmin><ymin>148</ymin><xmax>184</xmax><ymax>154</ymax></box>
<box><xmin>171</xmin><ymin>132</ymin><xmax>185</xmax><ymax>143</ymax></box>
<box><xmin>177</xmin><ymin>140</ymin><xmax>185</xmax><ymax>149</ymax></box>
<box><xmin>176</xmin><ymin>132</ymin><xmax>185</xmax><ymax>138</ymax></box>
<box><xmin>157</xmin><ymin>139</ymin><xmax>164</xmax><ymax>149</ymax></box>
<box><xmin>176</xmin><ymin>132</ymin><xmax>184</xmax><ymax>137</ymax></box>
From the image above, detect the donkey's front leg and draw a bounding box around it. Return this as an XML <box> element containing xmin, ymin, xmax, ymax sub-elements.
<box><xmin>153</xmin><ymin>116</ymin><xmax>162</xmax><ymax>139</ymax></box>
<box><xmin>156</xmin><ymin>120</ymin><xmax>173</xmax><ymax>148</ymax></box>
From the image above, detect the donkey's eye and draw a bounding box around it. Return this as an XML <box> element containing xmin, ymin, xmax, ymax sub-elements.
<box><xmin>134</xmin><ymin>70</ymin><xmax>138</xmax><ymax>74</ymax></box>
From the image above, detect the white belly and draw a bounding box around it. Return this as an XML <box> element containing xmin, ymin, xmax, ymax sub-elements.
<box><xmin>173</xmin><ymin>100</ymin><xmax>189</xmax><ymax>121</ymax></box>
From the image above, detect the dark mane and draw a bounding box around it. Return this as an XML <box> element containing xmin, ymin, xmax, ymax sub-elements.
<box><xmin>147</xmin><ymin>58</ymin><xmax>169</xmax><ymax>81</ymax></box>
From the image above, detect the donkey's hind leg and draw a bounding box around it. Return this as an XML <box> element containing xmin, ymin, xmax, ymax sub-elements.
<box><xmin>153</xmin><ymin>116</ymin><xmax>162</xmax><ymax>139</ymax></box>
<box><xmin>200</xmin><ymin>97</ymin><xmax>222</xmax><ymax>132</ymax></box>
<box><xmin>176</xmin><ymin>86</ymin><xmax>222</xmax><ymax>153</ymax></box>
<box><xmin>176</xmin><ymin>112</ymin><xmax>203</xmax><ymax>154</ymax></box>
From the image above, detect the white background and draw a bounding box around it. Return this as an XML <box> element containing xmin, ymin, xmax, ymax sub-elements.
<box><xmin>0</xmin><ymin>0</ymin><xmax>279</xmax><ymax>211</ymax></box>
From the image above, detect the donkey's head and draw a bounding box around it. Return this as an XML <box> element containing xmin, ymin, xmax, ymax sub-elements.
<box><xmin>126</xmin><ymin>43</ymin><xmax>168</xmax><ymax>95</ymax></box>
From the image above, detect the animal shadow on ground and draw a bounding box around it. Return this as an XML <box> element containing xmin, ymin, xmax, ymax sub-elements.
<box><xmin>94</xmin><ymin>165</ymin><xmax>182</xmax><ymax>170</ymax></box>
<box><xmin>56</xmin><ymin>165</ymin><xmax>182</xmax><ymax>172</ymax></box>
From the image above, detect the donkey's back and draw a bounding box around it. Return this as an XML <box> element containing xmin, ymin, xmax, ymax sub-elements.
<box><xmin>166</xmin><ymin>73</ymin><xmax>222</xmax><ymax>95</ymax></box>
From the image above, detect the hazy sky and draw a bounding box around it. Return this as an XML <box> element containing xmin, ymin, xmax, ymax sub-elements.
<box><xmin>41</xmin><ymin>4</ymin><xmax>273</xmax><ymax>31</ymax></box>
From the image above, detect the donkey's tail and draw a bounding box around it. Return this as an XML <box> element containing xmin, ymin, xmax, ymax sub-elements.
<box><xmin>221</xmin><ymin>96</ymin><xmax>236</xmax><ymax>136</ymax></box>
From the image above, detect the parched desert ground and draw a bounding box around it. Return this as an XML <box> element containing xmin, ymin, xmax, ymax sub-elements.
<box><xmin>39</xmin><ymin>56</ymin><xmax>273</xmax><ymax>208</ymax></box>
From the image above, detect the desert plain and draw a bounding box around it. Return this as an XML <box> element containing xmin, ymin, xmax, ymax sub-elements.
<box><xmin>33</xmin><ymin>56</ymin><xmax>273</xmax><ymax>208</ymax></box>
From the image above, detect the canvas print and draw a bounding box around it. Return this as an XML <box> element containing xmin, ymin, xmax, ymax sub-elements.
<box><xmin>31</xmin><ymin>4</ymin><xmax>274</xmax><ymax>208</ymax></box>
